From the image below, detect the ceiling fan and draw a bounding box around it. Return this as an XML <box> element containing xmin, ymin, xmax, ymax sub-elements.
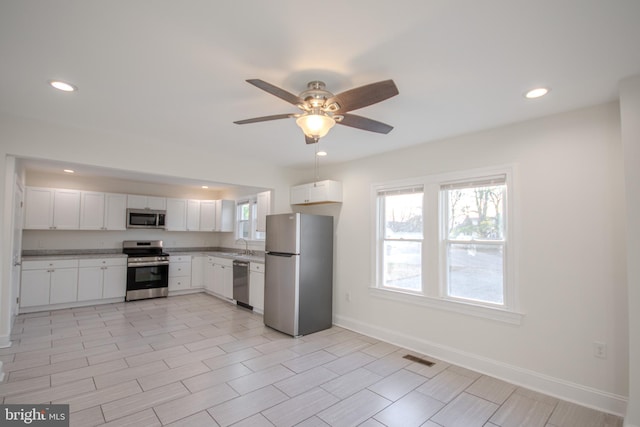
<box><xmin>234</xmin><ymin>79</ymin><xmax>399</xmax><ymax>144</ymax></box>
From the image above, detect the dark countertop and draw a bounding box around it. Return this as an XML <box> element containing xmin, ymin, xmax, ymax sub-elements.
<box><xmin>22</xmin><ymin>247</ymin><xmax>265</xmax><ymax>263</ymax></box>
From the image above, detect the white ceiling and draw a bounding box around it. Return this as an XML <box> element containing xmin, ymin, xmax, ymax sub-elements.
<box><xmin>1</xmin><ymin>1</ymin><xmax>640</xmax><ymax>173</ymax></box>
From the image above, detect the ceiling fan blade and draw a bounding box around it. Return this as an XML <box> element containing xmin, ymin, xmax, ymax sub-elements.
<box><xmin>337</xmin><ymin>113</ymin><xmax>394</xmax><ymax>134</ymax></box>
<box><xmin>246</xmin><ymin>79</ymin><xmax>303</xmax><ymax>106</ymax></box>
<box><xmin>234</xmin><ymin>113</ymin><xmax>296</xmax><ymax>125</ymax></box>
<box><xmin>327</xmin><ymin>80</ymin><xmax>399</xmax><ymax>113</ymax></box>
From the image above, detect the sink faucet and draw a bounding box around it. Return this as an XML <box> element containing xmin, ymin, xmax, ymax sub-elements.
<box><xmin>236</xmin><ymin>238</ymin><xmax>249</xmax><ymax>255</ymax></box>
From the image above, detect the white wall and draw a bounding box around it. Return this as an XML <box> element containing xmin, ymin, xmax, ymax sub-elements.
<box><xmin>296</xmin><ymin>102</ymin><xmax>629</xmax><ymax>415</ymax></box>
<box><xmin>619</xmin><ymin>75</ymin><xmax>640</xmax><ymax>427</ymax></box>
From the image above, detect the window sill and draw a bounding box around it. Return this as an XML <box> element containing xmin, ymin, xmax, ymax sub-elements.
<box><xmin>369</xmin><ymin>287</ymin><xmax>524</xmax><ymax>325</ymax></box>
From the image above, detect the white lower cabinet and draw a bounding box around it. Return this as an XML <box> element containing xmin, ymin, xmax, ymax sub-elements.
<box><xmin>49</xmin><ymin>267</ymin><xmax>79</xmax><ymax>304</ymax></box>
<box><xmin>249</xmin><ymin>262</ymin><xmax>264</xmax><ymax>312</ymax></box>
<box><xmin>77</xmin><ymin>265</ymin><xmax>103</xmax><ymax>301</ymax></box>
<box><xmin>169</xmin><ymin>256</ymin><xmax>192</xmax><ymax>292</ymax></box>
<box><xmin>204</xmin><ymin>256</ymin><xmax>215</xmax><ymax>292</ymax></box>
<box><xmin>101</xmin><ymin>262</ymin><xmax>127</xmax><ymax>299</ymax></box>
<box><xmin>20</xmin><ymin>269</ymin><xmax>52</xmax><ymax>307</ymax></box>
<box><xmin>21</xmin><ymin>259</ymin><xmax>79</xmax><ymax>307</ymax></box>
<box><xmin>191</xmin><ymin>255</ymin><xmax>205</xmax><ymax>289</ymax></box>
<box><xmin>206</xmin><ymin>256</ymin><xmax>233</xmax><ymax>299</ymax></box>
<box><xmin>78</xmin><ymin>258</ymin><xmax>127</xmax><ymax>301</ymax></box>
<box><xmin>21</xmin><ymin>257</ymin><xmax>126</xmax><ymax>310</ymax></box>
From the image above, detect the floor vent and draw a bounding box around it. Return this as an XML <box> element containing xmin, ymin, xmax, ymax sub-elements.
<box><xmin>403</xmin><ymin>354</ymin><xmax>435</xmax><ymax>367</ymax></box>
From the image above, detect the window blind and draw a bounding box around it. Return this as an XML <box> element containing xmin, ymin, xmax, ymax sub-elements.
<box><xmin>440</xmin><ymin>174</ymin><xmax>506</xmax><ymax>191</ymax></box>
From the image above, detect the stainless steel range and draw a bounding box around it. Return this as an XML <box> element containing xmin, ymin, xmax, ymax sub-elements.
<box><xmin>123</xmin><ymin>240</ymin><xmax>169</xmax><ymax>301</ymax></box>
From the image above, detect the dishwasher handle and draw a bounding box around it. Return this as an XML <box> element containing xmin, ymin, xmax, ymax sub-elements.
<box><xmin>233</xmin><ymin>260</ymin><xmax>250</xmax><ymax>267</ymax></box>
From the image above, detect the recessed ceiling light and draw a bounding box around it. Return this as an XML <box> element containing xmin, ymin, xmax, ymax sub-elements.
<box><xmin>316</xmin><ymin>150</ymin><xmax>327</xmax><ymax>157</ymax></box>
<box><xmin>524</xmin><ymin>87</ymin><xmax>549</xmax><ymax>99</ymax></box>
<box><xmin>49</xmin><ymin>80</ymin><xmax>77</xmax><ymax>92</ymax></box>
<box><xmin>63</xmin><ymin>169</ymin><xmax>75</xmax><ymax>174</ymax></box>
<box><xmin>201</xmin><ymin>186</ymin><xmax>209</xmax><ymax>189</ymax></box>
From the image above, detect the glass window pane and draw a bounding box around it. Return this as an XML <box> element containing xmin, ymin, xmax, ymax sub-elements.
<box><xmin>383</xmin><ymin>240</ymin><xmax>421</xmax><ymax>291</ymax></box>
<box><xmin>446</xmin><ymin>184</ymin><xmax>505</xmax><ymax>240</ymax></box>
<box><xmin>238</xmin><ymin>220</ymin><xmax>249</xmax><ymax>239</ymax></box>
<box><xmin>447</xmin><ymin>243</ymin><xmax>503</xmax><ymax>304</ymax></box>
<box><xmin>383</xmin><ymin>193</ymin><xmax>423</xmax><ymax>239</ymax></box>
<box><xmin>240</xmin><ymin>203</ymin><xmax>250</xmax><ymax>221</ymax></box>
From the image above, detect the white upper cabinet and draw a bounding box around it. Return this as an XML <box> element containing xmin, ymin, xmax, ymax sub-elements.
<box><xmin>199</xmin><ymin>200</ymin><xmax>216</xmax><ymax>231</ymax></box>
<box><xmin>52</xmin><ymin>189</ymin><xmax>81</xmax><ymax>229</ymax></box>
<box><xmin>80</xmin><ymin>192</ymin><xmax>127</xmax><ymax>230</ymax></box>
<box><xmin>25</xmin><ymin>186</ymin><xmax>237</xmax><ymax>233</ymax></box>
<box><xmin>104</xmin><ymin>193</ymin><xmax>127</xmax><ymax>230</ymax></box>
<box><xmin>215</xmin><ymin>200</ymin><xmax>235</xmax><ymax>232</ymax></box>
<box><xmin>187</xmin><ymin>199</ymin><xmax>201</xmax><ymax>231</ymax></box>
<box><xmin>256</xmin><ymin>190</ymin><xmax>271</xmax><ymax>232</ymax></box>
<box><xmin>201</xmin><ymin>200</ymin><xmax>234</xmax><ymax>232</ymax></box>
<box><xmin>290</xmin><ymin>180</ymin><xmax>343</xmax><ymax>205</ymax></box>
<box><xmin>24</xmin><ymin>187</ymin><xmax>54</xmax><ymax>229</ymax></box>
<box><xmin>80</xmin><ymin>191</ymin><xmax>105</xmax><ymax>230</ymax></box>
<box><xmin>24</xmin><ymin>187</ymin><xmax>80</xmax><ymax>230</ymax></box>
<box><xmin>165</xmin><ymin>198</ymin><xmax>188</xmax><ymax>231</ymax></box>
<box><xmin>127</xmin><ymin>194</ymin><xmax>166</xmax><ymax>210</ymax></box>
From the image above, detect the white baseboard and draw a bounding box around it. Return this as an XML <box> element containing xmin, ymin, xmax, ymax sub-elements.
<box><xmin>333</xmin><ymin>314</ymin><xmax>628</xmax><ymax>417</ymax></box>
<box><xmin>0</xmin><ymin>334</ymin><xmax>11</xmax><ymax>349</ymax></box>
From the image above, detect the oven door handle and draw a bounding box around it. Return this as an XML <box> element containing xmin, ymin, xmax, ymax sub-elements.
<box><xmin>128</xmin><ymin>261</ymin><xmax>170</xmax><ymax>267</ymax></box>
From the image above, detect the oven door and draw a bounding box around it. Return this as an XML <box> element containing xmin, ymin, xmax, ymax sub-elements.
<box><xmin>126</xmin><ymin>263</ymin><xmax>169</xmax><ymax>301</ymax></box>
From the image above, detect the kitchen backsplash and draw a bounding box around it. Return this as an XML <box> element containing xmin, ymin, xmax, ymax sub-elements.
<box><xmin>21</xmin><ymin>229</ymin><xmax>219</xmax><ymax>251</ymax></box>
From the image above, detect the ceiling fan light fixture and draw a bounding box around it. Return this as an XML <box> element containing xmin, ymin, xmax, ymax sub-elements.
<box><xmin>296</xmin><ymin>113</ymin><xmax>335</xmax><ymax>139</ymax></box>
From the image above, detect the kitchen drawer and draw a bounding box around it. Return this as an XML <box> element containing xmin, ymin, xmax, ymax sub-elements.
<box><xmin>169</xmin><ymin>255</ymin><xmax>191</xmax><ymax>263</ymax></box>
<box><xmin>169</xmin><ymin>262</ymin><xmax>191</xmax><ymax>277</ymax></box>
<box><xmin>22</xmin><ymin>259</ymin><xmax>79</xmax><ymax>270</ymax></box>
<box><xmin>250</xmin><ymin>262</ymin><xmax>264</xmax><ymax>273</ymax></box>
<box><xmin>169</xmin><ymin>276</ymin><xmax>191</xmax><ymax>290</ymax></box>
<box><xmin>209</xmin><ymin>256</ymin><xmax>233</xmax><ymax>267</ymax></box>
<box><xmin>79</xmin><ymin>258</ymin><xmax>126</xmax><ymax>268</ymax></box>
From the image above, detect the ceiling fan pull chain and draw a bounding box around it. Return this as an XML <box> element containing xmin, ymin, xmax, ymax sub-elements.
<box><xmin>314</xmin><ymin>143</ymin><xmax>321</xmax><ymax>182</ymax></box>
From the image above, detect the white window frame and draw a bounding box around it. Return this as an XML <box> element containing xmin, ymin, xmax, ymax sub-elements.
<box><xmin>235</xmin><ymin>196</ymin><xmax>265</xmax><ymax>242</ymax></box>
<box><xmin>375</xmin><ymin>185</ymin><xmax>425</xmax><ymax>293</ymax></box>
<box><xmin>371</xmin><ymin>166</ymin><xmax>522</xmax><ymax>325</ymax></box>
<box><xmin>440</xmin><ymin>175</ymin><xmax>507</xmax><ymax>307</ymax></box>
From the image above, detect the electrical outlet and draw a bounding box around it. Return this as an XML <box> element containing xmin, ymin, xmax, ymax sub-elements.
<box><xmin>593</xmin><ymin>342</ymin><xmax>607</xmax><ymax>359</ymax></box>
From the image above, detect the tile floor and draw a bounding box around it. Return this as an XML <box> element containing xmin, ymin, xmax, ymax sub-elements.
<box><xmin>0</xmin><ymin>293</ymin><xmax>624</xmax><ymax>427</ymax></box>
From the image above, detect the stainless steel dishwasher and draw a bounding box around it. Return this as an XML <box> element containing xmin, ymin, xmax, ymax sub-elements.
<box><xmin>233</xmin><ymin>260</ymin><xmax>251</xmax><ymax>309</ymax></box>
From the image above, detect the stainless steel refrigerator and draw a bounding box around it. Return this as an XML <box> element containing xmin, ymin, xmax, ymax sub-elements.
<box><xmin>264</xmin><ymin>213</ymin><xmax>333</xmax><ymax>337</ymax></box>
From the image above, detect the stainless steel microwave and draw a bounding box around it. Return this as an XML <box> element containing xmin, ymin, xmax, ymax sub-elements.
<box><xmin>126</xmin><ymin>209</ymin><xmax>166</xmax><ymax>229</ymax></box>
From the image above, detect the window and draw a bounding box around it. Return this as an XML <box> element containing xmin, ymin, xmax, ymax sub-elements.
<box><xmin>377</xmin><ymin>186</ymin><xmax>424</xmax><ymax>291</ymax></box>
<box><xmin>236</xmin><ymin>197</ymin><xmax>265</xmax><ymax>241</ymax></box>
<box><xmin>441</xmin><ymin>176</ymin><xmax>506</xmax><ymax>305</ymax></box>
<box><xmin>373</xmin><ymin>168</ymin><xmax>517</xmax><ymax>321</ymax></box>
